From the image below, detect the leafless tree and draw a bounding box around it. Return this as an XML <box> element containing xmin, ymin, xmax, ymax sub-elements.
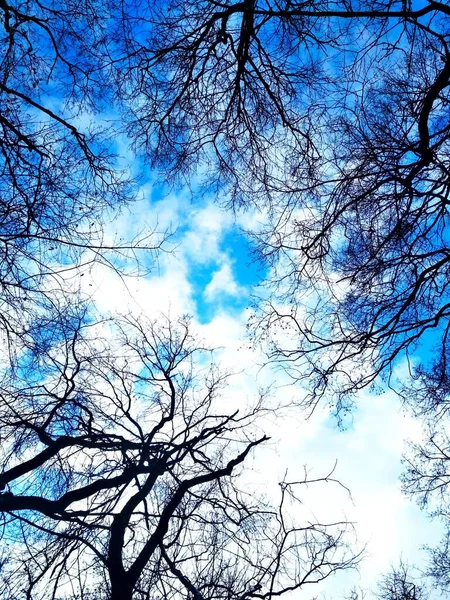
<box><xmin>5</xmin><ymin>0</ymin><xmax>450</xmax><ymax>412</ymax></box>
<box><xmin>375</xmin><ymin>562</ymin><xmax>427</xmax><ymax>600</ymax></box>
<box><xmin>112</xmin><ymin>1</ymin><xmax>450</xmax><ymax>588</ymax></box>
<box><xmin>4</xmin><ymin>0</ymin><xmax>450</xmax><ymax>595</ymax></box>
<box><xmin>342</xmin><ymin>564</ymin><xmax>427</xmax><ymax>600</ymax></box>
<box><xmin>100</xmin><ymin>0</ymin><xmax>450</xmax><ymax>417</ymax></box>
<box><xmin>245</xmin><ymin>17</ymin><xmax>450</xmax><ymax>414</ymax></box>
<box><xmin>402</xmin><ymin>427</ymin><xmax>450</xmax><ymax>592</ymax></box>
<box><xmin>0</xmin><ymin>0</ymin><xmax>166</xmax><ymax>346</ymax></box>
<box><xmin>0</xmin><ymin>313</ymin><xmax>359</xmax><ymax>600</ymax></box>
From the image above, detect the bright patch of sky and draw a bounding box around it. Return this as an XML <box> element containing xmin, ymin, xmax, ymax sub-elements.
<box><xmin>83</xmin><ymin>183</ymin><xmax>443</xmax><ymax>599</ymax></box>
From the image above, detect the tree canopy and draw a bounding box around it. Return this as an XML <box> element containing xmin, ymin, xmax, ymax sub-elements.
<box><xmin>0</xmin><ymin>313</ymin><xmax>359</xmax><ymax>599</ymax></box>
<box><xmin>3</xmin><ymin>0</ymin><xmax>450</xmax><ymax>404</ymax></box>
<box><xmin>1</xmin><ymin>0</ymin><xmax>450</xmax><ymax>597</ymax></box>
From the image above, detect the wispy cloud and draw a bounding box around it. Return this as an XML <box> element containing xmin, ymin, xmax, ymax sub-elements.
<box><xmin>204</xmin><ymin>260</ymin><xmax>244</xmax><ymax>301</ymax></box>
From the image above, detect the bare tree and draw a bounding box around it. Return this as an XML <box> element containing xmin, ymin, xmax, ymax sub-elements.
<box><xmin>0</xmin><ymin>0</ymin><xmax>167</xmax><ymax>347</ymax></box>
<box><xmin>97</xmin><ymin>0</ymin><xmax>450</xmax><ymax>416</ymax></box>
<box><xmin>110</xmin><ymin>1</ymin><xmax>450</xmax><ymax>588</ymax></box>
<box><xmin>118</xmin><ymin>0</ymin><xmax>449</xmax><ymax>198</ymax></box>
<box><xmin>375</xmin><ymin>562</ymin><xmax>427</xmax><ymax>600</ymax></box>
<box><xmin>402</xmin><ymin>427</ymin><xmax>450</xmax><ymax>592</ymax></box>
<box><xmin>244</xmin><ymin>18</ymin><xmax>450</xmax><ymax>414</ymax></box>
<box><xmin>4</xmin><ymin>0</ymin><xmax>450</xmax><ymax>413</ymax></box>
<box><xmin>0</xmin><ymin>313</ymin><xmax>359</xmax><ymax>600</ymax></box>
<box><xmin>4</xmin><ymin>1</ymin><xmax>450</xmax><ymax>596</ymax></box>
<box><xmin>342</xmin><ymin>563</ymin><xmax>427</xmax><ymax>600</ymax></box>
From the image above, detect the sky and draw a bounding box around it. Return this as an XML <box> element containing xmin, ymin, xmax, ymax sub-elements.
<box><xmin>80</xmin><ymin>183</ymin><xmax>443</xmax><ymax>599</ymax></box>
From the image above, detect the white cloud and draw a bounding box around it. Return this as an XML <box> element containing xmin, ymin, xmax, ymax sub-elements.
<box><xmin>204</xmin><ymin>260</ymin><xmax>244</xmax><ymax>301</ymax></box>
<box><xmin>182</xmin><ymin>203</ymin><xmax>234</xmax><ymax>265</ymax></box>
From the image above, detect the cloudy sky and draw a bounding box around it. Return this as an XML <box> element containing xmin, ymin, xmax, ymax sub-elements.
<box><xmin>83</xmin><ymin>183</ymin><xmax>442</xmax><ymax>598</ymax></box>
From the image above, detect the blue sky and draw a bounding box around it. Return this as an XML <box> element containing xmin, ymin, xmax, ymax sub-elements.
<box><xmin>188</xmin><ymin>227</ymin><xmax>265</xmax><ymax>323</ymax></box>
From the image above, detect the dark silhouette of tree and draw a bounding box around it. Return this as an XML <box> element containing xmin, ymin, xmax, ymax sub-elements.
<box><xmin>102</xmin><ymin>0</ymin><xmax>450</xmax><ymax>415</ymax></box>
<box><xmin>4</xmin><ymin>0</ymin><xmax>450</xmax><ymax>412</ymax></box>
<box><xmin>114</xmin><ymin>1</ymin><xmax>450</xmax><ymax>588</ymax></box>
<box><xmin>242</xmin><ymin>8</ymin><xmax>450</xmax><ymax>413</ymax></box>
<box><xmin>0</xmin><ymin>313</ymin><xmax>359</xmax><ymax>600</ymax></box>
<box><xmin>0</xmin><ymin>0</ymin><xmax>166</xmax><ymax>347</ymax></box>
<box><xmin>3</xmin><ymin>0</ymin><xmax>450</xmax><ymax>596</ymax></box>
<box><xmin>402</xmin><ymin>426</ymin><xmax>450</xmax><ymax>592</ymax></box>
<box><xmin>375</xmin><ymin>562</ymin><xmax>427</xmax><ymax>600</ymax></box>
<box><xmin>402</xmin><ymin>427</ymin><xmax>450</xmax><ymax>511</ymax></box>
<box><xmin>343</xmin><ymin>563</ymin><xmax>428</xmax><ymax>600</ymax></box>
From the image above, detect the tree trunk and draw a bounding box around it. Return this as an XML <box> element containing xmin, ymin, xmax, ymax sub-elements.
<box><xmin>110</xmin><ymin>575</ymin><xmax>134</xmax><ymax>600</ymax></box>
